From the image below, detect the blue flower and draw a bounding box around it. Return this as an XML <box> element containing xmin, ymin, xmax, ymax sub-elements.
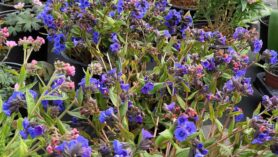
<box><xmin>202</xmin><ymin>58</ymin><xmax>216</xmax><ymax>71</ymax></box>
<box><xmin>233</xmin><ymin>27</ymin><xmax>248</xmax><ymax>40</ymax></box>
<box><xmin>75</xmin><ymin>0</ymin><xmax>90</xmax><ymax>10</ymax></box>
<box><xmin>223</xmin><ymin>79</ymin><xmax>234</xmax><ymax>93</ymax></box>
<box><xmin>174</xmin><ymin>63</ymin><xmax>188</xmax><ymax>76</ymax></box>
<box><xmin>50</xmin><ymin>33</ymin><xmax>66</xmax><ymax>55</ymax></box>
<box><xmin>113</xmin><ymin>140</ymin><xmax>130</xmax><ymax>156</ymax></box>
<box><xmin>141</xmin><ymin>82</ymin><xmax>154</xmax><ymax>94</ymax></box>
<box><xmin>252</xmin><ymin>132</ymin><xmax>272</xmax><ymax>144</ymax></box>
<box><xmin>194</xmin><ymin>142</ymin><xmax>209</xmax><ymax>157</ymax></box>
<box><xmin>142</xmin><ymin>128</ymin><xmax>153</xmax><ymax>139</ymax></box>
<box><xmin>177</xmin><ymin>115</ymin><xmax>188</xmax><ymax>126</ymax></box>
<box><xmin>251</xmin><ymin>39</ymin><xmax>263</xmax><ymax>53</ymax></box>
<box><xmin>99</xmin><ymin>107</ymin><xmax>114</xmax><ymax>123</ymax></box>
<box><xmin>155</xmin><ymin>0</ymin><xmax>168</xmax><ymax>12</ymax></box>
<box><xmin>131</xmin><ymin>0</ymin><xmax>149</xmax><ymax>19</ymax></box>
<box><xmin>262</xmin><ymin>49</ymin><xmax>278</xmax><ymax>64</ymax></box>
<box><xmin>233</xmin><ymin>107</ymin><xmax>245</xmax><ymax>122</ymax></box>
<box><xmin>92</xmin><ymin>31</ymin><xmax>100</xmax><ymax>44</ymax></box>
<box><xmin>120</xmin><ymin>83</ymin><xmax>130</xmax><ymax>92</ymax></box>
<box><xmin>3</xmin><ymin>91</ymin><xmax>25</xmax><ymax>116</ymax></box>
<box><xmin>55</xmin><ymin>135</ymin><xmax>92</xmax><ymax>157</ymax></box>
<box><xmin>20</xmin><ymin>118</ymin><xmax>44</xmax><ymax>139</ymax></box>
<box><xmin>164</xmin><ymin>102</ymin><xmax>176</xmax><ymax>111</ymax></box>
<box><xmin>164</xmin><ymin>9</ymin><xmax>181</xmax><ymax>34</ymax></box>
<box><xmin>174</xmin><ymin>120</ymin><xmax>196</xmax><ymax>142</ymax></box>
<box><xmin>117</xmin><ymin>0</ymin><xmax>124</xmax><ymax>14</ymax></box>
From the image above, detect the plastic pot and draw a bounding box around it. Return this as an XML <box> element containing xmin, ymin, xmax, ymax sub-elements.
<box><xmin>265</xmin><ymin>70</ymin><xmax>278</xmax><ymax>89</ymax></box>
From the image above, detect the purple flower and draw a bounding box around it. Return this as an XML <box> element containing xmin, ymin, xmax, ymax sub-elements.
<box><xmin>142</xmin><ymin>128</ymin><xmax>153</xmax><ymax>139</ymax></box>
<box><xmin>174</xmin><ymin>120</ymin><xmax>196</xmax><ymax>142</ymax></box>
<box><xmin>141</xmin><ymin>82</ymin><xmax>154</xmax><ymax>94</ymax></box>
<box><xmin>117</xmin><ymin>0</ymin><xmax>124</xmax><ymax>14</ymax></box>
<box><xmin>164</xmin><ymin>9</ymin><xmax>181</xmax><ymax>34</ymax></box>
<box><xmin>174</xmin><ymin>63</ymin><xmax>188</xmax><ymax>76</ymax></box>
<box><xmin>92</xmin><ymin>31</ymin><xmax>100</xmax><ymax>44</ymax></box>
<box><xmin>177</xmin><ymin>115</ymin><xmax>188</xmax><ymax>126</ymax></box>
<box><xmin>20</xmin><ymin>118</ymin><xmax>44</xmax><ymax>139</ymax></box>
<box><xmin>233</xmin><ymin>27</ymin><xmax>248</xmax><ymax>40</ymax></box>
<box><xmin>201</xmin><ymin>58</ymin><xmax>216</xmax><ymax>71</ymax></box>
<box><xmin>55</xmin><ymin>135</ymin><xmax>92</xmax><ymax>157</ymax></box>
<box><xmin>163</xmin><ymin>30</ymin><xmax>171</xmax><ymax>38</ymax></box>
<box><xmin>155</xmin><ymin>0</ymin><xmax>168</xmax><ymax>12</ymax></box>
<box><xmin>131</xmin><ymin>0</ymin><xmax>149</xmax><ymax>19</ymax></box>
<box><xmin>110</xmin><ymin>42</ymin><xmax>121</xmax><ymax>53</ymax></box>
<box><xmin>164</xmin><ymin>102</ymin><xmax>175</xmax><ymax>111</ymax></box>
<box><xmin>3</xmin><ymin>91</ymin><xmax>25</xmax><ymax>116</ymax></box>
<box><xmin>99</xmin><ymin>107</ymin><xmax>114</xmax><ymax>123</ymax></box>
<box><xmin>262</xmin><ymin>49</ymin><xmax>278</xmax><ymax>64</ymax></box>
<box><xmin>113</xmin><ymin>140</ymin><xmax>130</xmax><ymax>156</ymax></box>
<box><xmin>251</xmin><ymin>39</ymin><xmax>263</xmax><ymax>53</ymax></box>
<box><xmin>223</xmin><ymin>79</ymin><xmax>234</xmax><ymax>92</ymax></box>
<box><xmin>233</xmin><ymin>107</ymin><xmax>245</xmax><ymax>122</ymax></box>
<box><xmin>252</xmin><ymin>132</ymin><xmax>272</xmax><ymax>144</ymax></box>
<box><xmin>194</xmin><ymin>142</ymin><xmax>209</xmax><ymax>157</ymax></box>
<box><xmin>120</xmin><ymin>83</ymin><xmax>130</xmax><ymax>92</ymax></box>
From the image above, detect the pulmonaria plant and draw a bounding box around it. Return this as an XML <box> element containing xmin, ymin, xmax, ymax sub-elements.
<box><xmin>0</xmin><ymin>0</ymin><xmax>277</xmax><ymax>157</ymax></box>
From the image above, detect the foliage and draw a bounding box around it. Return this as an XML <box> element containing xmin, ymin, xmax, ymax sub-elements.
<box><xmin>0</xmin><ymin>0</ymin><xmax>276</xmax><ymax>157</ymax></box>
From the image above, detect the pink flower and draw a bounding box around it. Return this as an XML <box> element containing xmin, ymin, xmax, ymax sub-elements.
<box><xmin>68</xmin><ymin>82</ymin><xmax>75</xmax><ymax>90</ymax></box>
<box><xmin>1</xmin><ymin>27</ymin><xmax>9</xmax><ymax>38</ymax></box>
<box><xmin>64</xmin><ymin>64</ymin><xmax>76</xmax><ymax>76</ymax></box>
<box><xmin>14</xmin><ymin>83</ymin><xmax>19</xmax><ymax>91</ymax></box>
<box><xmin>31</xmin><ymin>60</ymin><xmax>38</xmax><ymax>65</ymax></box>
<box><xmin>6</xmin><ymin>41</ymin><xmax>17</xmax><ymax>48</ymax></box>
<box><xmin>46</xmin><ymin>145</ymin><xmax>54</xmax><ymax>154</ymax></box>
<box><xmin>32</xmin><ymin>0</ymin><xmax>42</xmax><ymax>6</ymax></box>
<box><xmin>71</xmin><ymin>128</ymin><xmax>79</xmax><ymax>139</ymax></box>
<box><xmin>35</xmin><ymin>36</ymin><xmax>45</xmax><ymax>44</ymax></box>
<box><xmin>14</xmin><ymin>2</ymin><xmax>25</xmax><ymax>10</ymax></box>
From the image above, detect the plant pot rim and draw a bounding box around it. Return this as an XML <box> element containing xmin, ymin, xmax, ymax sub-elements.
<box><xmin>170</xmin><ymin>4</ymin><xmax>197</xmax><ymax>11</ymax></box>
<box><xmin>259</xmin><ymin>16</ymin><xmax>269</xmax><ymax>26</ymax></box>
<box><xmin>265</xmin><ymin>69</ymin><xmax>278</xmax><ymax>77</ymax></box>
<box><xmin>61</xmin><ymin>51</ymin><xmax>87</xmax><ymax>67</ymax></box>
<box><xmin>0</xmin><ymin>2</ymin><xmax>32</xmax><ymax>8</ymax></box>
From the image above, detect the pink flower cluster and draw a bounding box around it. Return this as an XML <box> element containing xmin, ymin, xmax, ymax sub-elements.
<box><xmin>26</xmin><ymin>60</ymin><xmax>38</xmax><ymax>74</ymax></box>
<box><xmin>54</xmin><ymin>61</ymin><xmax>76</xmax><ymax>76</ymax></box>
<box><xmin>5</xmin><ymin>41</ymin><xmax>17</xmax><ymax>48</ymax></box>
<box><xmin>0</xmin><ymin>27</ymin><xmax>10</xmax><ymax>46</ymax></box>
<box><xmin>18</xmin><ymin>36</ymin><xmax>45</xmax><ymax>51</ymax></box>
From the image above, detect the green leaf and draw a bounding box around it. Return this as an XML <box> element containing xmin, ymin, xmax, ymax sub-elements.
<box><xmin>155</xmin><ymin>128</ymin><xmax>174</xmax><ymax>146</ymax></box>
<box><xmin>176</xmin><ymin>95</ymin><xmax>186</xmax><ymax>110</ymax></box>
<box><xmin>26</xmin><ymin>90</ymin><xmax>36</xmax><ymax>117</ymax></box>
<box><xmin>219</xmin><ymin>143</ymin><xmax>232</xmax><ymax>156</ymax></box>
<box><xmin>0</xmin><ymin>97</ymin><xmax>2</xmax><ymax>113</ymax></box>
<box><xmin>241</xmin><ymin>0</ymin><xmax>248</xmax><ymax>11</ymax></box>
<box><xmin>141</xmin><ymin>152</ymin><xmax>163</xmax><ymax>157</ymax></box>
<box><xmin>43</xmin><ymin>93</ymin><xmax>68</xmax><ymax>101</ymax></box>
<box><xmin>18</xmin><ymin>66</ymin><xmax>27</xmax><ymax>87</ymax></box>
<box><xmin>187</xmin><ymin>90</ymin><xmax>199</xmax><ymax>101</ymax></box>
<box><xmin>67</xmin><ymin>111</ymin><xmax>86</xmax><ymax>119</ymax></box>
<box><xmin>176</xmin><ymin>147</ymin><xmax>190</xmax><ymax>157</ymax></box>
<box><xmin>215</xmin><ymin>119</ymin><xmax>223</xmax><ymax>132</ymax></box>
<box><xmin>14</xmin><ymin>139</ymin><xmax>28</xmax><ymax>157</ymax></box>
<box><xmin>76</xmin><ymin>87</ymin><xmax>84</xmax><ymax>105</ymax></box>
<box><xmin>149</xmin><ymin>82</ymin><xmax>165</xmax><ymax>94</ymax></box>
<box><xmin>119</xmin><ymin>102</ymin><xmax>128</xmax><ymax>118</ymax></box>
<box><xmin>56</xmin><ymin>119</ymin><xmax>67</xmax><ymax>135</ymax></box>
<box><xmin>109</xmin><ymin>87</ymin><xmax>120</xmax><ymax>107</ymax></box>
<box><xmin>17</xmin><ymin>118</ymin><xmax>24</xmax><ymax>131</ymax></box>
<box><xmin>253</xmin><ymin>103</ymin><xmax>261</xmax><ymax>116</ymax></box>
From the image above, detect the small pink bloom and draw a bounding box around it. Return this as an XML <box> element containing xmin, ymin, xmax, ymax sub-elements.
<box><xmin>31</xmin><ymin>60</ymin><xmax>38</xmax><ymax>65</ymax></box>
<box><xmin>6</xmin><ymin>41</ymin><xmax>17</xmax><ymax>48</ymax></box>
<box><xmin>64</xmin><ymin>64</ymin><xmax>75</xmax><ymax>76</ymax></box>
<box><xmin>46</xmin><ymin>145</ymin><xmax>54</xmax><ymax>154</ymax></box>
<box><xmin>14</xmin><ymin>2</ymin><xmax>25</xmax><ymax>10</ymax></box>
<box><xmin>1</xmin><ymin>27</ymin><xmax>9</xmax><ymax>38</ymax></box>
<box><xmin>36</xmin><ymin>36</ymin><xmax>45</xmax><ymax>44</ymax></box>
<box><xmin>27</xmin><ymin>36</ymin><xmax>34</xmax><ymax>42</ymax></box>
<box><xmin>71</xmin><ymin>128</ymin><xmax>79</xmax><ymax>139</ymax></box>
<box><xmin>68</xmin><ymin>82</ymin><xmax>75</xmax><ymax>90</ymax></box>
<box><xmin>14</xmin><ymin>83</ymin><xmax>19</xmax><ymax>91</ymax></box>
<box><xmin>32</xmin><ymin>0</ymin><xmax>42</xmax><ymax>6</ymax></box>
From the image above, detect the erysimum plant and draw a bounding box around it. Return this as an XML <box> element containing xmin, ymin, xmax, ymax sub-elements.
<box><xmin>0</xmin><ymin>1</ymin><xmax>277</xmax><ymax>157</ymax></box>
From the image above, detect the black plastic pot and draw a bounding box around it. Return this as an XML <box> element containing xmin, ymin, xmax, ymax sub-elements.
<box><xmin>47</xmin><ymin>49</ymin><xmax>87</xmax><ymax>84</ymax></box>
<box><xmin>0</xmin><ymin>10</ymin><xmax>48</xmax><ymax>63</ymax></box>
<box><xmin>260</xmin><ymin>16</ymin><xmax>269</xmax><ymax>52</ymax></box>
<box><xmin>0</xmin><ymin>3</ymin><xmax>32</xmax><ymax>11</ymax></box>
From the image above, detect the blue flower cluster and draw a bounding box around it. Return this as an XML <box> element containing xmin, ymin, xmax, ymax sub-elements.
<box><xmin>233</xmin><ymin>27</ymin><xmax>248</xmax><ymax>40</ymax></box>
<box><xmin>37</xmin><ymin>3</ymin><xmax>56</xmax><ymax>29</ymax></box>
<box><xmin>99</xmin><ymin>107</ymin><xmax>114</xmax><ymax>123</ymax></box>
<box><xmin>109</xmin><ymin>33</ymin><xmax>121</xmax><ymax>53</ymax></box>
<box><xmin>193</xmin><ymin>140</ymin><xmax>209</xmax><ymax>157</ymax></box>
<box><xmin>20</xmin><ymin>118</ymin><xmax>44</xmax><ymax>139</ymax></box>
<box><xmin>55</xmin><ymin>135</ymin><xmax>92</xmax><ymax>157</ymax></box>
<box><xmin>233</xmin><ymin>107</ymin><xmax>245</xmax><ymax>122</ymax></box>
<box><xmin>3</xmin><ymin>91</ymin><xmax>37</xmax><ymax>116</ymax></box>
<box><xmin>154</xmin><ymin>0</ymin><xmax>168</xmax><ymax>12</ymax></box>
<box><xmin>141</xmin><ymin>82</ymin><xmax>154</xmax><ymax>94</ymax></box>
<box><xmin>131</xmin><ymin>0</ymin><xmax>150</xmax><ymax>19</ymax></box>
<box><xmin>174</xmin><ymin>63</ymin><xmax>188</xmax><ymax>76</ymax></box>
<box><xmin>251</xmin><ymin>39</ymin><xmax>263</xmax><ymax>53</ymax></box>
<box><xmin>202</xmin><ymin>58</ymin><xmax>216</xmax><ymax>71</ymax></box>
<box><xmin>262</xmin><ymin>49</ymin><xmax>278</xmax><ymax>64</ymax></box>
<box><xmin>174</xmin><ymin>115</ymin><xmax>197</xmax><ymax>142</ymax></box>
<box><xmin>251</xmin><ymin>116</ymin><xmax>275</xmax><ymax>145</ymax></box>
<box><xmin>164</xmin><ymin>9</ymin><xmax>181</xmax><ymax>34</ymax></box>
<box><xmin>113</xmin><ymin>140</ymin><xmax>131</xmax><ymax>157</ymax></box>
<box><xmin>223</xmin><ymin>77</ymin><xmax>253</xmax><ymax>95</ymax></box>
<box><xmin>50</xmin><ymin>34</ymin><xmax>66</xmax><ymax>55</ymax></box>
<box><xmin>75</xmin><ymin>0</ymin><xmax>90</xmax><ymax>10</ymax></box>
